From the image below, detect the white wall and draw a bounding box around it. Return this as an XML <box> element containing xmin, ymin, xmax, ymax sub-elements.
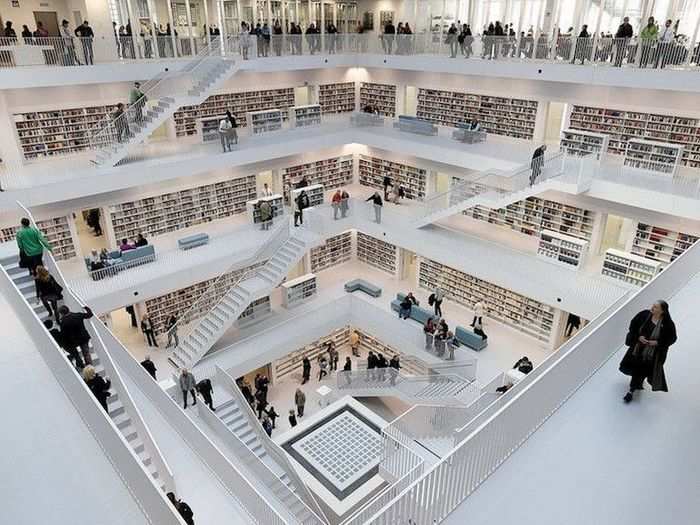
<box><xmin>0</xmin><ymin>0</ymin><xmax>73</xmax><ymax>32</ymax></box>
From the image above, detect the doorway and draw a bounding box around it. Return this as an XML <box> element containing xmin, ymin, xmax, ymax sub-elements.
<box><xmin>404</xmin><ymin>86</ymin><xmax>418</xmax><ymax>116</ymax></box>
<box><xmin>599</xmin><ymin>214</ymin><xmax>631</xmax><ymax>254</ymax></box>
<box><xmin>294</xmin><ymin>86</ymin><xmax>313</xmax><ymax>106</ymax></box>
<box><xmin>33</xmin><ymin>11</ymin><xmax>60</xmax><ymax>36</ymax></box>
<box><xmin>75</xmin><ymin>208</ymin><xmax>110</xmax><ymax>258</ymax></box>
<box><xmin>400</xmin><ymin>248</ymin><xmax>417</xmax><ymax>284</ymax></box>
<box><xmin>544</xmin><ymin>102</ymin><xmax>567</xmax><ymax>145</ymax></box>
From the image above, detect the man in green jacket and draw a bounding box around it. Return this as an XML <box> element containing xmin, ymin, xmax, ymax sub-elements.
<box><xmin>639</xmin><ymin>17</ymin><xmax>658</xmax><ymax>68</ymax></box>
<box><xmin>129</xmin><ymin>81</ymin><xmax>146</xmax><ymax>124</ymax></box>
<box><xmin>16</xmin><ymin>217</ymin><xmax>52</xmax><ymax>276</ymax></box>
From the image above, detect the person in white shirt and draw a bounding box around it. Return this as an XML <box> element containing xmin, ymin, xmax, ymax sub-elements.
<box><xmin>656</xmin><ymin>19</ymin><xmax>676</xmax><ymax>68</ymax></box>
<box><xmin>471</xmin><ymin>301</ymin><xmax>484</xmax><ymax>327</ymax></box>
<box><xmin>218</xmin><ymin>117</ymin><xmax>233</xmax><ymax>152</ymax></box>
<box><xmin>260</xmin><ymin>183</ymin><xmax>273</xmax><ymax>197</ymax></box>
<box><xmin>60</xmin><ymin>19</ymin><xmax>79</xmax><ymax>65</ymax></box>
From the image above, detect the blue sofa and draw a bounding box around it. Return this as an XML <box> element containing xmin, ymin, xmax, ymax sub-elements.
<box><xmin>344</xmin><ymin>279</ymin><xmax>382</xmax><ymax>297</ymax></box>
<box><xmin>85</xmin><ymin>245</ymin><xmax>156</xmax><ymax>280</ymax></box>
<box><xmin>390</xmin><ymin>293</ymin><xmax>435</xmax><ymax>325</ymax></box>
<box><xmin>455</xmin><ymin>325</ymin><xmax>488</xmax><ymax>351</ymax></box>
<box><xmin>178</xmin><ymin>233</ymin><xmax>210</xmax><ymax>250</ymax></box>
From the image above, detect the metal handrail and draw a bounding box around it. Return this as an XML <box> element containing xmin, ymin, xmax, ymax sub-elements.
<box><xmin>166</xmin><ymin>219</ymin><xmax>290</xmax><ymax>353</ymax></box>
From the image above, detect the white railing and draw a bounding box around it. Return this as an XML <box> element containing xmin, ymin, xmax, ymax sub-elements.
<box><xmin>216</xmin><ymin>366</ymin><xmax>328</xmax><ymax>524</ymax></box>
<box><xmin>365</xmin><ymin>224</ymin><xmax>700</xmax><ymax>524</ymax></box>
<box><xmin>86</xmin><ymin>252</ymin><xmax>157</xmax><ymax>281</ymax></box>
<box><xmin>384</xmin><ymin>404</ymin><xmax>471</xmax><ymax>446</ymax></box>
<box><xmin>0</xmin><ymin>249</ymin><xmax>184</xmax><ymax>525</ymax></box>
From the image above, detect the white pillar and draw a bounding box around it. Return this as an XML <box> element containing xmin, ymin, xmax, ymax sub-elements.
<box><xmin>146</xmin><ymin>0</ymin><xmax>161</xmax><ymax>58</ymax></box>
<box><xmin>203</xmin><ymin>0</ymin><xmax>212</xmax><ymax>45</ymax></box>
<box><xmin>594</xmin><ymin>0</ymin><xmax>606</xmax><ymax>34</ymax></box>
<box><xmin>267</xmin><ymin>0</ymin><xmax>272</xmax><ymax>26</ymax></box>
<box><xmin>184</xmin><ymin>0</ymin><xmax>196</xmax><ymax>55</ymax></box>
<box><xmin>216</xmin><ymin>0</ymin><xmax>226</xmax><ymax>50</ymax></box>
<box><xmin>321</xmin><ymin>0</ymin><xmax>325</xmax><ymax>32</ymax></box>
<box><xmin>124</xmin><ymin>0</ymin><xmax>139</xmax><ymax>58</ymax></box>
<box><xmin>166</xmin><ymin>0</ymin><xmax>178</xmax><ymax>54</ymax></box>
<box><xmin>82</xmin><ymin>0</ymin><xmax>119</xmax><ymax>61</ymax></box>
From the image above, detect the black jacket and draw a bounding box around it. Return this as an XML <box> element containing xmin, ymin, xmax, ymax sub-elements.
<box><xmin>620</xmin><ymin>310</ymin><xmax>677</xmax><ymax>391</ymax></box>
<box><xmin>59</xmin><ymin>308</ymin><xmax>93</xmax><ymax>346</ymax></box>
<box><xmin>87</xmin><ymin>375</ymin><xmax>111</xmax><ymax>404</ymax></box>
<box><xmin>36</xmin><ymin>275</ymin><xmax>62</xmax><ymax>299</ymax></box>
<box><xmin>615</xmin><ymin>23</ymin><xmax>633</xmax><ymax>39</ymax></box>
<box><xmin>366</xmin><ymin>194</ymin><xmax>383</xmax><ymax>206</ymax></box>
<box><xmin>141</xmin><ymin>359</ymin><xmax>157</xmax><ymax>379</ymax></box>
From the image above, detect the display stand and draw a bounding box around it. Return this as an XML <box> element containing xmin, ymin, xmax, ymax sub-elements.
<box><xmin>289</xmin><ymin>104</ymin><xmax>322</xmax><ymax>128</ymax></box>
<box><xmin>246</xmin><ymin>194</ymin><xmax>284</xmax><ymax>224</ymax></box>
<box><xmin>560</xmin><ymin>129</ymin><xmax>609</xmax><ymax>160</ymax></box>
<box><xmin>198</xmin><ymin>115</ymin><xmax>226</xmax><ymax>143</ymax></box>
<box><xmin>537</xmin><ymin>230</ymin><xmax>589</xmax><ymax>269</ymax></box>
<box><xmin>246</xmin><ymin>109</ymin><xmax>283</xmax><ymax>135</ymax></box>
<box><xmin>623</xmin><ymin>138</ymin><xmax>683</xmax><ymax>175</ymax></box>
<box><xmin>281</xmin><ymin>273</ymin><xmax>317</xmax><ymax>308</ymax></box>
<box><xmin>601</xmin><ymin>248</ymin><xmax>662</xmax><ymax>286</ymax></box>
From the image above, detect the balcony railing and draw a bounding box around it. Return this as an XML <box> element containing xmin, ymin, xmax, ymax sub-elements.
<box><xmin>2</xmin><ymin>33</ymin><xmax>699</xmax><ymax>71</ymax></box>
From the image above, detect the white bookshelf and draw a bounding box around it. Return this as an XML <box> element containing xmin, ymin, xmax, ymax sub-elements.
<box><xmin>318</xmin><ymin>82</ymin><xmax>356</xmax><ymax>114</ymax></box>
<box><xmin>1</xmin><ymin>216</ymin><xmax>76</xmax><ymax>261</ymax></box>
<box><xmin>291</xmin><ymin>184</ymin><xmax>324</xmax><ymax>209</ymax></box>
<box><xmin>281</xmin><ymin>273</ymin><xmax>317</xmax><ymax>308</ymax></box>
<box><xmin>246</xmin><ymin>194</ymin><xmax>284</xmax><ymax>224</ymax></box>
<box><xmin>281</xmin><ymin>155</ymin><xmax>354</xmax><ymax>204</ymax></box>
<box><xmin>246</xmin><ymin>109</ymin><xmax>283</xmax><ymax>135</ymax></box>
<box><xmin>358</xmin><ymin>155</ymin><xmax>427</xmax><ymax>201</ymax></box>
<box><xmin>310</xmin><ymin>232</ymin><xmax>353</xmax><ymax>272</ymax></box>
<box><xmin>238</xmin><ymin>296</ymin><xmax>272</xmax><ymax>327</ymax></box>
<box><xmin>466</xmin><ymin>196</ymin><xmax>596</xmax><ymax>241</ymax></box>
<box><xmin>359</xmin><ymin>82</ymin><xmax>397</xmax><ymax>117</ymax></box>
<box><xmin>560</xmin><ymin>129</ymin><xmax>609</xmax><ymax>160</ymax></box>
<box><xmin>356</xmin><ymin>232</ymin><xmax>398</xmax><ymax>275</ymax></box>
<box><xmin>174</xmin><ymin>88</ymin><xmax>295</xmax><ymax>137</ymax></box>
<box><xmin>289</xmin><ymin>104</ymin><xmax>322</xmax><ymax>128</ymax></box>
<box><xmin>416</xmin><ymin>89</ymin><xmax>538</xmax><ymax>140</ymax></box>
<box><xmin>537</xmin><ymin>230</ymin><xmax>589</xmax><ymax>269</ymax></box>
<box><xmin>631</xmin><ymin>222</ymin><xmax>699</xmax><ymax>266</ymax></box>
<box><xmin>109</xmin><ymin>176</ymin><xmax>257</xmax><ymax>240</ymax></box>
<box><xmin>272</xmin><ymin>326</ymin><xmax>349</xmax><ymax>382</ymax></box>
<box><xmin>144</xmin><ymin>261</ymin><xmax>266</xmax><ymax>334</ymax></box>
<box><xmin>198</xmin><ymin>115</ymin><xmax>226</xmax><ymax>143</ymax></box>
<box><xmin>418</xmin><ymin>257</ymin><xmax>555</xmax><ymax>342</ymax></box>
<box><xmin>13</xmin><ymin>104</ymin><xmax>113</xmax><ymax>160</ymax></box>
<box><xmin>567</xmin><ymin>104</ymin><xmax>700</xmax><ymax>169</ymax></box>
<box><xmin>624</xmin><ymin>138</ymin><xmax>683</xmax><ymax>175</ymax></box>
<box><xmin>601</xmin><ymin>249</ymin><xmax>661</xmax><ymax>287</ymax></box>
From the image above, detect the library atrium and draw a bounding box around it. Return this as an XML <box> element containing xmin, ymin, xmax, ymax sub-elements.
<box><xmin>1</xmin><ymin>0</ymin><xmax>699</xmax><ymax>524</ymax></box>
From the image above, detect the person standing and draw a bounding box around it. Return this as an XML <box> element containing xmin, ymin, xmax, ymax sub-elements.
<box><xmin>431</xmin><ymin>286</ymin><xmax>444</xmax><ymax>317</ymax></box>
<box><xmin>294</xmin><ymin>190</ymin><xmax>310</xmax><ymax>227</ymax></box>
<box><xmin>445</xmin><ymin>331</ymin><xmax>457</xmax><ymax>360</ymax></box>
<box><xmin>383</xmin><ymin>20</ymin><xmax>395</xmax><ymax>54</ymax></box>
<box><xmin>366</xmin><ymin>192</ymin><xmax>383</xmax><ymax>224</ymax></box>
<box><xmin>340</xmin><ymin>189</ymin><xmax>350</xmax><ymax>218</ymax></box>
<box><xmin>382</xmin><ymin>175</ymin><xmax>393</xmax><ymax>200</ymax></box>
<box><xmin>318</xmin><ymin>356</ymin><xmax>329</xmax><ymax>380</ymax></box>
<box><xmin>58</xmin><ymin>305</ymin><xmax>94</xmax><ymax>366</ymax></box>
<box><xmin>571</xmin><ymin>25</ymin><xmax>590</xmax><ymax>64</ymax></box>
<box><xmin>141</xmin><ymin>315</ymin><xmax>158</xmax><ymax>348</ymax></box>
<box><xmin>350</xmin><ymin>329</ymin><xmax>360</xmax><ymax>357</ymax></box>
<box><xmin>141</xmin><ymin>354</ymin><xmax>157</xmax><ymax>379</ymax></box>
<box><xmin>218</xmin><ymin>116</ymin><xmax>233</xmax><ymax>152</ymax></box>
<box><xmin>619</xmin><ymin>300</ymin><xmax>676</xmax><ymax>403</ymax></box>
<box><xmin>471</xmin><ymin>301</ymin><xmax>484</xmax><ymax>327</ymax></box>
<box><xmin>389</xmin><ymin>354</ymin><xmax>400</xmax><ymax>385</ymax></box>
<box><xmin>266</xmin><ymin>405</ymin><xmax>279</xmax><ymax>428</ymax></box>
<box><xmin>16</xmin><ymin>218</ymin><xmax>53</xmax><ymax>277</ymax></box>
<box><xmin>639</xmin><ymin>17</ymin><xmax>658</xmax><ymax>67</ymax></box>
<box><xmin>196</xmin><ymin>378</ymin><xmax>214</xmax><ymax>410</ymax></box>
<box><xmin>259</xmin><ymin>200</ymin><xmax>273</xmax><ymax>231</ymax></box>
<box><xmin>424</xmin><ymin>317</ymin><xmax>436</xmax><ymax>350</ymax></box>
<box><xmin>129</xmin><ymin>82</ymin><xmax>146</xmax><ymax>124</ymax></box>
<box><xmin>332</xmin><ymin>190</ymin><xmax>342</xmax><ymax>220</ymax></box>
<box><xmin>301</xmin><ymin>356</ymin><xmax>311</xmax><ymax>384</ymax></box>
<box><xmin>262</xmin><ymin>415</ymin><xmax>273</xmax><ymax>437</ymax></box>
<box><xmin>530</xmin><ymin>145</ymin><xmax>546</xmax><ymax>186</ymax></box>
<box><xmin>473</xmin><ymin>320</ymin><xmax>488</xmax><ymax>340</ymax></box>
<box><xmin>83</xmin><ymin>365</ymin><xmax>111</xmax><ymax>411</ymax></box>
<box><xmin>34</xmin><ymin>266</ymin><xmax>62</xmax><ymax>321</ymax></box>
<box><xmin>656</xmin><ymin>19</ymin><xmax>676</xmax><ymax>68</ymax></box>
<box><xmin>366</xmin><ymin>350</ymin><xmax>377</xmax><ymax>381</ymax></box>
<box><xmin>260</xmin><ymin>182</ymin><xmax>273</xmax><ymax>197</ymax></box>
<box><xmin>447</xmin><ymin>23</ymin><xmax>458</xmax><ymax>57</ymax></box>
<box><xmin>225</xmin><ymin>110</ymin><xmax>238</xmax><ymax>145</ymax></box>
<box><xmin>165</xmin><ymin>315</ymin><xmax>179</xmax><ymax>348</ymax></box>
<box><xmin>294</xmin><ymin>388</ymin><xmax>306</xmax><ymax>417</ymax></box>
<box><xmin>613</xmin><ymin>17</ymin><xmax>633</xmax><ymax>66</ymax></box>
<box><xmin>179</xmin><ymin>369</ymin><xmax>197</xmax><ymax>409</ymax></box>
<box><xmin>60</xmin><ymin>20</ymin><xmax>80</xmax><ymax>65</ymax></box>
<box><xmin>74</xmin><ymin>20</ymin><xmax>94</xmax><ymax>64</ymax></box>
<box><xmin>288</xmin><ymin>410</ymin><xmax>298</xmax><ymax>427</ymax></box>
<box><xmin>399</xmin><ymin>294</ymin><xmax>413</xmax><ymax>319</ymax></box>
<box><xmin>111</xmin><ymin>103</ymin><xmax>129</xmax><ymax>143</ymax></box>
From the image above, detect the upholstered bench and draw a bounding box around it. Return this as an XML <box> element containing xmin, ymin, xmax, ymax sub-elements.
<box><xmin>390</xmin><ymin>293</ymin><xmax>435</xmax><ymax>325</ymax></box>
<box><xmin>178</xmin><ymin>233</ymin><xmax>210</xmax><ymax>250</ymax></box>
<box><xmin>455</xmin><ymin>325</ymin><xmax>488</xmax><ymax>351</ymax></box>
<box><xmin>393</xmin><ymin>115</ymin><xmax>438</xmax><ymax>136</ymax></box>
<box><xmin>344</xmin><ymin>279</ymin><xmax>382</xmax><ymax>297</ymax></box>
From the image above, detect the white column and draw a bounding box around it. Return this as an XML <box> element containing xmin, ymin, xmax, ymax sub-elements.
<box><xmin>203</xmin><ymin>0</ymin><xmax>212</xmax><ymax>45</ymax></box>
<box><xmin>124</xmin><ymin>0</ymin><xmax>139</xmax><ymax>58</ymax></box>
<box><xmin>184</xmin><ymin>0</ymin><xmax>196</xmax><ymax>54</ymax></box>
<box><xmin>166</xmin><ymin>0</ymin><xmax>178</xmax><ymax>55</ymax></box>
<box><xmin>146</xmin><ymin>0</ymin><xmax>161</xmax><ymax>58</ymax></box>
<box><xmin>217</xmin><ymin>0</ymin><xmax>226</xmax><ymax>50</ymax></box>
<box><xmin>281</xmin><ymin>0</ymin><xmax>286</xmax><ymax>32</ymax></box>
<box><xmin>267</xmin><ymin>0</ymin><xmax>272</xmax><ymax>25</ymax></box>
<box><xmin>320</xmin><ymin>0</ymin><xmax>325</xmax><ymax>33</ymax></box>
<box><xmin>594</xmin><ymin>0</ymin><xmax>606</xmax><ymax>34</ymax></box>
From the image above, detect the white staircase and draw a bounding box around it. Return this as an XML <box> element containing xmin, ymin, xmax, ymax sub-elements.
<box><xmin>169</xmin><ymin>225</ymin><xmax>317</xmax><ymax>370</ymax></box>
<box><xmin>414</xmin><ymin>153</ymin><xmax>571</xmax><ymax>228</ymax></box>
<box><xmin>337</xmin><ymin>368</ymin><xmax>479</xmax><ymax>406</ymax></box>
<box><xmin>91</xmin><ymin>40</ymin><xmax>240</xmax><ymax>167</ymax></box>
<box><xmin>0</xmin><ymin>253</ymin><xmax>170</xmax><ymax>492</ymax></box>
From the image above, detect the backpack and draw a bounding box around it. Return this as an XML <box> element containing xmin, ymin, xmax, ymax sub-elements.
<box><xmin>428</xmin><ymin>293</ymin><xmax>435</xmax><ymax>306</ymax></box>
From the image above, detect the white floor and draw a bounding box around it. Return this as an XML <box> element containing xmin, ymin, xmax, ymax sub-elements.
<box><xmin>0</xmin><ymin>294</ymin><xmax>153</xmax><ymax>525</ymax></box>
<box><xmin>444</xmin><ymin>271</ymin><xmax>700</xmax><ymax>525</ymax></box>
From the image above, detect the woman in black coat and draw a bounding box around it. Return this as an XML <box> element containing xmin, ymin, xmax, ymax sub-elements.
<box><xmin>619</xmin><ymin>300</ymin><xmax>677</xmax><ymax>403</ymax></box>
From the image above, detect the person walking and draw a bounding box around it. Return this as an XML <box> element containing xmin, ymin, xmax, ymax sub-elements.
<box><xmin>350</xmin><ymin>329</ymin><xmax>360</xmax><ymax>357</ymax></box>
<box><xmin>431</xmin><ymin>286</ymin><xmax>444</xmax><ymax>317</ymax></box>
<box><xmin>424</xmin><ymin>317</ymin><xmax>436</xmax><ymax>350</ymax></box>
<box><xmin>389</xmin><ymin>354</ymin><xmax>400</xmax><ymax>385</ymax></box>
<box><xmin>288</xmin><ymin>410</ymin><xmax>298</xmax><ymax>427</ymax></box>
<box><xmin>565</xmin><ymin>313</ymin><xmax>581</xmax><ymax>337</ymax></box>
<box><xmin>218</xmin><ymin>116</ymin><xmax>233</xmax><ymax>152</ymax></box>
<box><xmin>141</xmin><ymin>315</ymin><xmax>158</xmax><ymax>347</ymax></box>
<box><xmin>619</xmin><ymin>300</ymin><xmax>677</xmax><ymax>403</ymax></box>
<box><xmin>471</xmin><ymin>301</ymin><xmax>484</xmax><ymax>327</ymax></box>
<box><xmin>318</xmin><ymin>356</ymin><xmax>329</xmax><ymax>381</ymax></box>
<box><xmin>265</xmin><ymin>405</ymin><xmax>279</xmax><ymax>428</ymax></box>
<box><xmin>196</xmin><ymin>377</ymin><xmax>214</xmax><ymax>410</ymax></box>
<box><xmin>83</xmin><ymin>365</ymin><xmax>111</xmax><ymax>412</ymax></box>
<box><xmin>302</xmin><ymin>356</ymin><xmax>311</xmax><ymax>384</ymax></box>
<box><xmin>530</xmin><ymin>144</ymin><xmax>546</xmax><ymax>186</ymax></box>
<box><xmin>262</xmin><ymin>415</ymin><xmax>273</xmax><ymax>437</ymax></box>
<box><xmin>167</xmin><ymin>493</ymin><xmax>195</xmax><ymax>525</ymax></box>
<box><xmin>473</xmin><ymin>320</ymin><xmax>488</xmax><ymax>340</ymax></box>
<box><xmin>366</xmin><ymin>350</ymin><xmax>377</xmax><ymax>381</ymax></box>
<box><xmin>294</xmin><ymin>189</ymin><xmax>310</xmax><ymax>227</ymax></box>
<box><xmin>366</xmin><ymin>192</ymin><xmax>383</xmax><ymax>224</ymax></box>
<box><xmin>179</xmin><ymin>368</ymin><xmax>197</xmax><ymax>409</ymax></box>
<box><xmin>165</xmin><ymin>315</ymin><xmax>179</xmax><ymax>348</ymax></box>
<box><xmin>141</xmin><ymin>354</ymin><xmax>157</xmax><ymax>379</ymax></box>
<box><xmin>16</xmin><ymin>218</ymin><xmax>53</xmax><ymax>277</ymax></box>
<box><xmin>332</xmin><ymin>189</ymin><xmax>342</xmax><ymax>219</ymax></box>
<box><xmin>58</xmin><ymin>305</ymin><xmax>94</xmax><ymax>366</ymax></box>
<box><xmin>571</xmin><ymin>25</ymin><xmax>590</xmax><ymax>64</ymax></box>
<box><xmin>129</xmin><ymin>82</ymin><xmax>146</xmax><ymax>125</ymax></box>
<box><xmin>239</xmin><ymin>378</ymin><xmax>254</xmax><ymax>406</ymax></box>
<box><xmin>111</xmin><ymin>103</ymin><xmax>129</xmax><ymax>143</ymax></box>
<box><xmin>447</xmin><ymin>23</ymin><xmax>458</xmax><ymax>57</ymax></box>
<box><xmin>225</xmin><ymin>110</ymin><xmax>238</xmax><ymax>145</ymax></box>
<box><xmin>382</xmin><ymin>175</ymin><xmax>393</xmax><ymax>200</ymax></box>
<box><xmin>294</xmin><ymin>388</ymin><xmax>306</xmax><ymax>417</ymax></box>
<box><xmin>34</xmin><ymin>266</ymin><xmax>63</xmax><ymax>321</ymax></box>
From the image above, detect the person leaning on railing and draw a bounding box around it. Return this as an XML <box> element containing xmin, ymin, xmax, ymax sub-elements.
<box><xmin>613</xmin><ymin>16</ymin><xmax>634</xmax><ymax>66</ymax></box>
<box><xmin>639</xmin><ymin>17</ymin><xmax>659</xmax><ymax>68</ymax></box>
<box><xmin>655</xmin><ymin>19</ymin><xmax>677</xmax><ymax>69</ymax></box>
<box><xmin>74</xmin><ymin>20</ymin><xmax>94</xmax><ymax>65</ymax></box>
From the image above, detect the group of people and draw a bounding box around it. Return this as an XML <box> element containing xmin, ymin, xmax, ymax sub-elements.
<box><xmin>178</xmin><ymin>368</ymin><xmax>215</xmax><ymax>410</ymax></box>
<box><xmin>364</xmin><ymin>350</ymin><xmax>401</xmax><ymax>385</ymax></box>
<box><xmin>380</xmin><ymin>20</ymin><xmax>416</xmax><ymax>55</ymax></box>
<box><xmin>3</xmin><ymin>19</ymin><xmax>93</xmax><ymax>66</ymax></box>
<box><xmin>86</xmin><ymin>234</ymin><xmax>149</xmax><ymax>273</ymax></box>
<box><xmin>217</xmin><ymin>110</ymin><xmax>239</xmax><ymax>152</ymax></box>
<box><xmin>237</xmin><ymin>373</ymin><xmax>279</xmax><ymax>436</ymax></box>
